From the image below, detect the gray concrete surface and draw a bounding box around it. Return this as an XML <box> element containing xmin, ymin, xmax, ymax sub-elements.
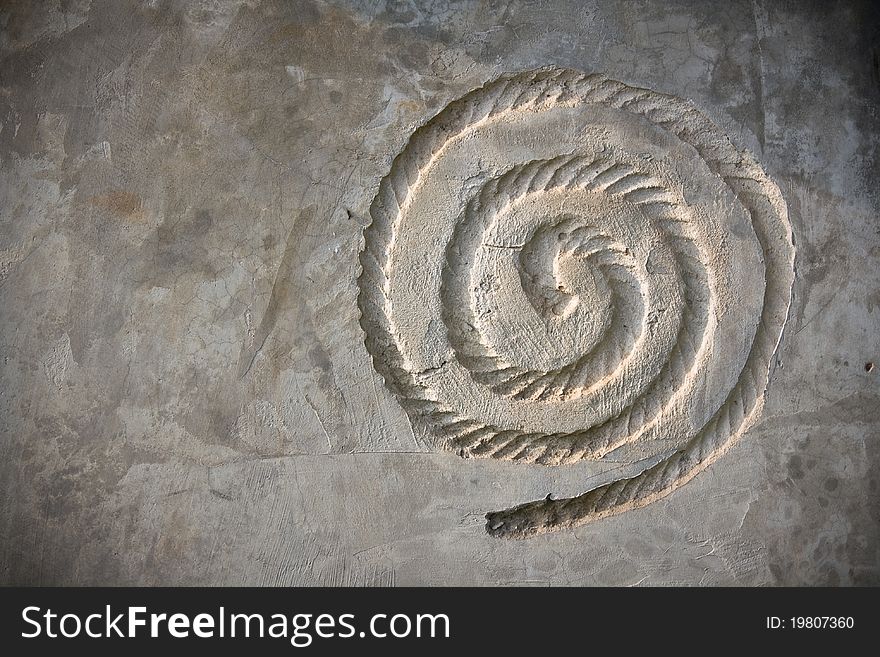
<box><xmin>1</xmin><ymin>0</ymin><xmax>878</xmax><ymax>585</ymax></box>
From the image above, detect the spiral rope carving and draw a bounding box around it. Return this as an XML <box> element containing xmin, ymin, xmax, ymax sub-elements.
<box><xmin>357</xmin><ymin>67</ymin><xmax>795</xmax><ymax>538</ymax></box>
<box><xmin>441</xmin><ymin>155</ymin><xmax>698</xmax><ymax>408</ymax></box>
<box><xmin>510</xmin><ymin>217</ymin><xmax>646</xmax><ymax>397</ymax></box>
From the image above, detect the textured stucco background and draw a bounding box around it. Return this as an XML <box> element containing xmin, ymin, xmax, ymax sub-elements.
<box><xmin>1</xmin><ymin>0</ymin><xmax>878</xmax><ymax>585</ymax></box>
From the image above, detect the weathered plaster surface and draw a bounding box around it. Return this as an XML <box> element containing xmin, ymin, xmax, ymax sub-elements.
<box><xmin>0</xmin><ymin>0</ymin><xmax>877</xmax><ymax>584</ymax></box>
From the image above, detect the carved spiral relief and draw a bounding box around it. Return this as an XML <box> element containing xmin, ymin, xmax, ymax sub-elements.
<box><xmin>357</xmin><ymin>68</ymin><xmax>795</xmax><ymax>538</ymax></box>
